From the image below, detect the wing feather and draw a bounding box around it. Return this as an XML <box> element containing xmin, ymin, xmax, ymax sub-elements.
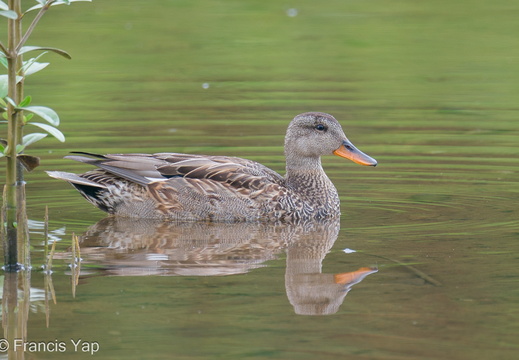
<box><xmin>64</xmin><ymin>152</ymin><xmax>286</xmax><ymax>196</ymax></box>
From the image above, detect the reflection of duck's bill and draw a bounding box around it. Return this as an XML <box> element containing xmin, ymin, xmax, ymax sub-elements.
<box><xmin>333</xmin><ymin>139</ymin><xmax>378</xmax><ymax>166</ymax></box>
<box><xmin>334</xmin><ymin>267</ymin><xmax>378</xmax><ymax>285</ymax></box>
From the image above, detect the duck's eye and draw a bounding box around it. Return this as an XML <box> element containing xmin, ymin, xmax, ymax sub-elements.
<box><xmin>315</xmin><ymin>124</ymin><xmax>327</xmax><ymax>131</ymax></box>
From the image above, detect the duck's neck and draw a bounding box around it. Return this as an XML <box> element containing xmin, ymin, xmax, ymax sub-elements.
<box><xmin>285</xmin><ymin>157</ymin><xmax>334</xmax><ymax>192</ymax></box>
<box><xmin>285</xmin><ymin>154</ymin><xmax>324</xmax><ymax>178</ymax></box>
<box><xmin>285</xmin><ymin>155</ymin><xmax>340</xmax><ymax>214</ymax></box>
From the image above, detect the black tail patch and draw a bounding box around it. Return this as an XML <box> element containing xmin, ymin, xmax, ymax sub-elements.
<box><xmin>70</xmin><ymin>183</ymin><xmax>111</xmax><ymax>213</ymax></box>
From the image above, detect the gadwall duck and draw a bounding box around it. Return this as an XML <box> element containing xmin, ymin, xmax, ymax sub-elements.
<box><xmin>47</xmin><ymin>112</ymin><xmax>377</xmax><ymax>221</ymax></box>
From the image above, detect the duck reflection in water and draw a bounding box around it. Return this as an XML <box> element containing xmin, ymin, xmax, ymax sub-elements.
<box><xmin>77</xmin><ymin>217</ymin><xmax>377</xmax><ymax>316</ymax></box>
<box><xmin>51</xmin><ymin>112</ymin><xmax>378</xmax><ymax>314</ymax></box>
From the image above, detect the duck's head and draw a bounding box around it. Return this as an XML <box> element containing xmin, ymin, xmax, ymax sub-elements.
<box><xmin>285</xmin><ymin>112</ymin><xmax>377</xmax><ymax>167</ymax></box>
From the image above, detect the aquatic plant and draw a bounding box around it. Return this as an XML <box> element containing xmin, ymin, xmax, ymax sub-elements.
<box><xmin>0</xmin><ymin>0</ymin><xmax>91</xmax><ymax>270</ymax></box>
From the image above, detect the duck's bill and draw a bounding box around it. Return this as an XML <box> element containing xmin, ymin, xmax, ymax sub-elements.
<box><xmin>334</xmin><ymin>267</ymin><xmax>378</xmax><ymax>285</ymax></box>
<box><xmin>333</xmin><ymin>139</ymin><xmax>377</xmax><ymax>166</ymax></box>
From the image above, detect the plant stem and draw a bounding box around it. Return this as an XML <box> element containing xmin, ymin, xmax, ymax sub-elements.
<box><xmin>14</xmin><ymin>0</ymin><xmax>23</xmax><ymax>183</ymax></box>
<box><xmin>6</xmin><ymin>0</ymin><xmax>20</xmax><ymax>187</ymax></box>
<box><xmin>6</xmin><ymin>0</ymin><xmax>23</xmax><ymax>184</ymax></box>
<box><xmin>3</xmin><ymin>0</ymin><xmax>23</xmax><ymax>271</ymax></box>
<box><xmin>15</xmin><ymin>0</ymin><xmax>56</xmax><ymax>54</ymax></box>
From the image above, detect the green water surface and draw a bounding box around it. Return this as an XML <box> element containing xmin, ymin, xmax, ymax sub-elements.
<box><xmin>1</xmin><ymin>1</ymin><xmax>518</xmax><ymax>359</ymax></box>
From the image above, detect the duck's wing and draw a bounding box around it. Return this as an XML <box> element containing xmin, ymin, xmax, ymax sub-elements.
<box><xmin>153</xmin><ymin>153</ymin><xmax>285</xmax><ymax>189</ymax></box>
<box><xmin>64</xmin><ymin>152</ymin><xmax>166</xmax><ymax>186</ymax></box>
<box><xmin>65</xmin><ymin>152</ymin><xmax>286</xmax><ymax>191</ymax></box>
<box><xmin>147</xmin><ymin>153</ymin><xmax>288</xmax><ymax>217</ymax></box>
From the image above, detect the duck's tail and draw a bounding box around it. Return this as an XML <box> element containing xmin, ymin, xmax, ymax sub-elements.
<box><xmin>46</xmin><ymin>171</ymin><xmax>112</xmax><ymax>213</ymax></box>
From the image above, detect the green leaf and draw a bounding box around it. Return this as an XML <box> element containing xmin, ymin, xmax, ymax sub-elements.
<box><xmin>0</xmin><ymin>56</ymin><xmax>7</xmax><ymax>69</ymax></box>
<box><xmin>0</xmin><ymin>75</ymin><xmax>7</xmax><ymax>98</ymax></box>
<box><xmin>19</xmin><ymin>106</ymin><xmax>59</xmax><ymax>126</ymax></box>
<box><xmin>5</xmin><ymin>97</ymin><xmax>16</xmax><ymax>107</ymax></box>
<box><xmin>23</xmin><ymin>61</ymin><xmax>50</xmax><ymax>76</ymax></box>
<box><xmin>0</xmin><ymin>74</ymin><xmax>24</xmax><ymax>97</ymax></box>
<box><xmin>26</xmin><ymin>0</ymin><xmax>92</xmax><ymax>13</ymax></box>
<box><xmin>19</xmin><ymin>96</ymin><xmax>31</xmax><ymax>107</ymax></box>
<box><xmin>29</xmin><ymin>122</ymin><xmax>65</xmax><ymax>142</ymax></box>
<box><xmin>25</xmin><ymin>2</ymin><xmax>47</xmax><ymax>12</ymax></box>
<box><xmin>19</xmin><ymin>46</ymin><xmax>71</xmax><ymax>60</ymax></box>
<box><xmin>22</xmin><ymin>132</ymin><xmax>47</xmax><ymax>147</ymax></box>
<box><xmin>25</xmin><ymin>4</ymin><xmax>43</xmax><ymax>12</ymax></box>
<box><xmin>0</xmin><ymin>1</ymin><xmax>9</xmax><ymax>11</ymax></box>
<box><xmin>15</xmin><ymin>144</ymin><xmax>24</xmax><ymax>153</ymax></box>
<box><xmin>0</xmin><ymin>10</ymin><xmax>18</xmax><ymax>19</ymax></box>
<box><xmin>30</xmin><ymin>50</ymin><xmax>47</xmax><ymax>59</ymax></box>
<box><xmin>63</xmin><ymin>0</ymin><xmax>92</xmax><ymax>4</ymax></box>
<box><xmin>21</xmin><ymin>52</ymin><xmax>50</xmax><ymax>76</ymax></box>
